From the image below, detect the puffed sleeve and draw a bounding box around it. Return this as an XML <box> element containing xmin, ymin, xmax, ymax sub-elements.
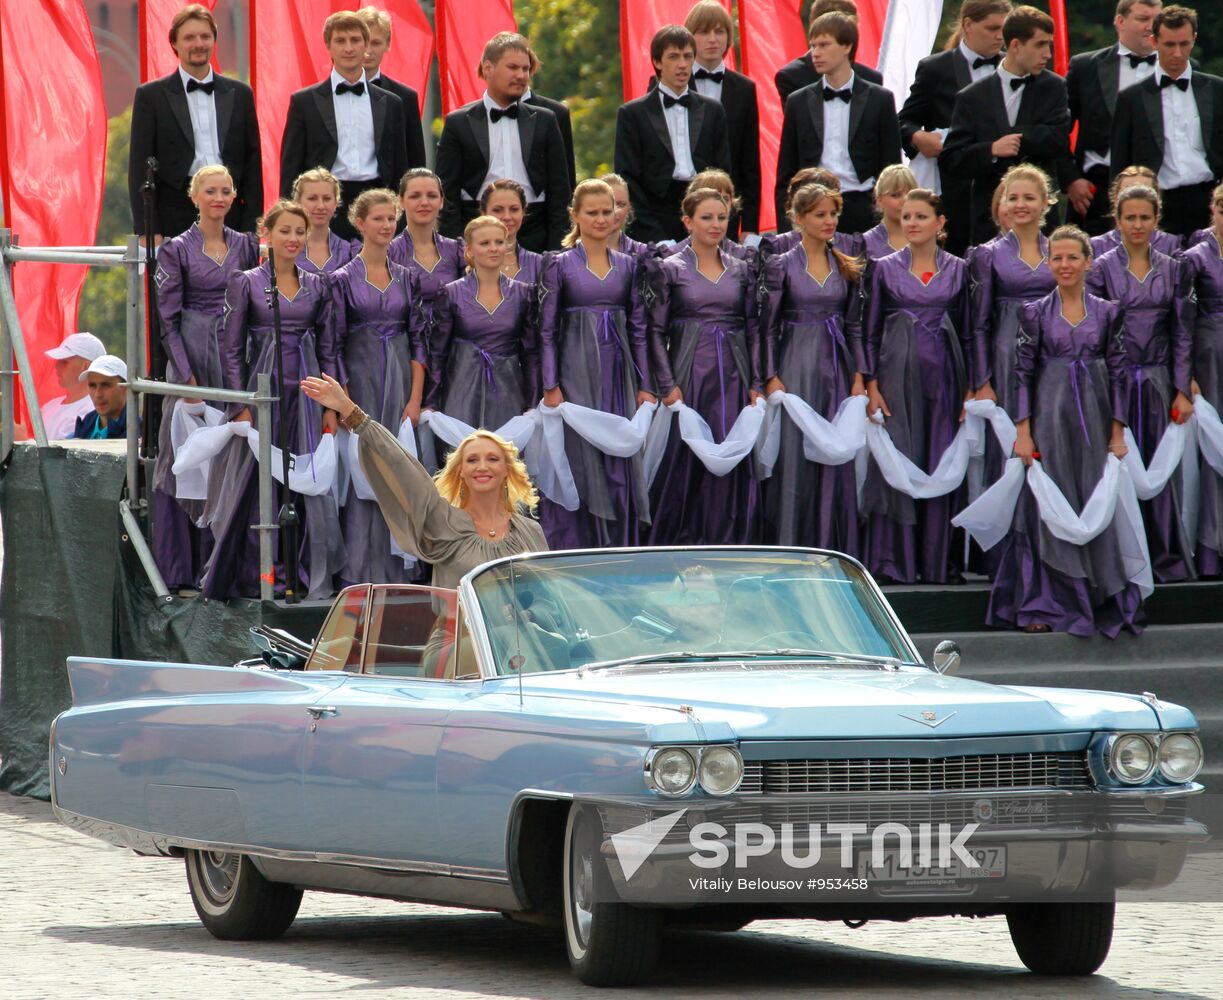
<box><xmin>1169</xmin><ymin>256</ymin><xmax>1195</xmax><ymax>396</ymax></box>
<box><xmin>1013</xmin><ymin>299</ymin><xmax>1041</xmax><ymax>424</ymax></box>
<box><xmin>221</xmin><ymin>269</ymin><xmax>252</xmax><ymax>392</ymax></box>
<box><xmin>1102</xmin><ymin>298</ymin><xmax>1129</xmax><ymax>425</ymax></box>
<box><xmin>642</xmin><ymin>255</ymin><xmax>676</xmax><ymax>396</ymax></box>
<box><xmin>425</xmin><ymin>282</ymin><xmax>456</xmax><ymax>411</ymax></box>
<box><xmin>153</xmin><ymin>240</ymin><xmax>192</xmax><ymax>383</ymax></box>
<box><xmin>538</xmin><ymin>252</ymin><xmax>563</xmax><ymax>391</ymax></box>
<box><xmin>310</xmin><ymin>272</ymin><xmax>338</xmax><ymax>379</ymax></box>
<box><xmin>625</xmin><ymin>255</ymin><xmax>652</xmax><ymax>393</ymax></box>
<box><xmin>330</xmin><ymin>269</ymin><xmax>351</xmax><ymax>386</ymax></box>
<box><xmin>860</xmin><ymin>258</ymin><xmax>884</xmax><ymax>382</ymax></box>
<box><xmin>1085</xmin><ymin>255</ymin><xmax>1110</xmax><ymax>299</ymax></box>
<box><xmin>967</xmin><ymin>242</ymin><xmax>995</xmax><ymax>391</ymax></box>
<box><xmin>758</xmin><ymin>252</ymin><xmax>786</xmax><ymax>382</ymax></box>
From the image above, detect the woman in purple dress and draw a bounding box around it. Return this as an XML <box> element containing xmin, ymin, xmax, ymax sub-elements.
<box><xmin>761</xmin><ymin>167</ymin><xmax>865</xmax><ymax>259</ymax></box>
<box><xmin>658</xmin><ymin>170</ymin><xmax>753</xmax><ymax>261</ymax></box>
<box><xmin>1184</xmin><ymin>185</ymin><xmax>1223</xmax><ymax>574</ymax></box>
<box><xmin>988</xmin><ymin>226</ymin><xmax>1141</xmax><ymax>636</ymax></box>
<box><xmin>388</xmin><ymin>168</ymin><xmax>466</xmax><ymax>316</ymax></box>
<box><xmin>480</xmin><ymin>179</ymin><xmax>544</xmax><ymax>286</ymax></box>
<box><xmin>202</xmin><ymin>200</ymin><xmax>341</xmax><ymax>600</ymax></box>
<box><xmin>1090</xmin><ymin>167</ymin><xmax>1183</xmax><ymax>259</ymax></box>
<box><xmin>332</xmin><ymin>189</ymin><xmax>425</xmax><ymax>585</ymax></box>
<box><xmin>292</xmin><ymin>168</ymin><xmax>358</xmax><ymax>274</ymax></box>
<box><xmin>646</xmin><ymin>187</ymin><xmax>762</xmax><ymax>545</ymax></box>
<box><xmin>152</xmin><ymin>165</ymin><xmax>259</xmax><ymax>591</ymax></box>
<box><xmin>1087</xmin><ymin>185</ymin><xmax>1195</xmax><ymax>582</ymax></box>
<box><xmin>859</xmin><ymin>164</ymin><xmax>915</xmax><ymax>261</ymax></box>
<box><xmin>759</xmin><ymin>183</ymin><xmax>865</xmax><ymax>551</ymax></box>
<box><xmin>538</xmin><ymin>179</ymin><xmax>656</xmax><ymax>548</ymax></box>
<box><xmin>428</xmin><ymin>216</ymin><xmax>539</xmax><ymax>430</ymax></box>
<box><xmin>602</xmin><ymin>173</ymin><xmax>654</xmax><ymax>258</ymax></box>
<box><xmin>861</xmin><ymin>189</ymin><xmax>974</xmax><ymax>584</ymax></box>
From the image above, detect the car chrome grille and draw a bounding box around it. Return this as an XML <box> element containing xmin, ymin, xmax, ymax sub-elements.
<box><xmin>738</xmin><ymin>752</ymin><xmax>1091</xmax><ymax>795</ymax></box>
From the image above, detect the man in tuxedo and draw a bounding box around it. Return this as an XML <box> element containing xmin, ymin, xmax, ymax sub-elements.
<box><xmin>1064</xmin><ymin>0</ymin><xmax>1163</xmax><ymax>236</ymax></box>
<box><xmin>510</xmin><ymin>43</ymin><xmax>578</xmax><ymax>194</ymax></box>
<box><xmin>279</xmin><ymin>11</ymin><xmax>408</xmax><ymax>239</ymax></box>
<box><xmin>775</xmin><ymin>0</ymin><xmax>883</xmax><ymax>107</ymax></box>
<box><xmin>898</xmin><ymin>0</ymin><xmax>1012</xmax><ymax>255</ymax></box>
<box><xmin>1112</xmin><ymin>5</ymin><xmax>1223</xmax><ymax>237</ymax></box>
<box><xmin>942</xmin><ymin>6</ymin><xmax>1073</xmax><ymax>245</ymax></box>
<box><xmin>774</xmin><ymin>12</ymin><xmax>901</xmax><ymax>235</ymax></box>
<box><xmin>128</xmin><ymin>4</ymin><xmax>262</xmax><ymax>242</ymax></box>
<box><xmin>615</xmin><ymin>25</ymin><xmax>733</xmax><ymax>243</ymax></box>
<box><xmin>684</xmin><ymin>0</ymin><xmax>761</xmax><ymax>237</ymax></box>
<box><xmin>436</xmin><ymin>33</ymin><xmax>571</xmax><ymax>251</ymax></box>
<box><xmin>356</xmin><ymin>5</ymin><xmax>427</xmax><ymax>173</ymax></box>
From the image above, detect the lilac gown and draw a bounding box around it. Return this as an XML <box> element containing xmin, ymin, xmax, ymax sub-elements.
<box><xmin>152</xmin><ymin>224</ymin><xmax>259</xmax><ymax>589</ymax></box>
<box><xmin>388</xmin><ymin>230</ymin><xmax>466</xmax><ymax>317</ymax></box>
<box><xmin>617</xmin><ymin>233</ymin><xmax>654</xmax><ymax>258</ymax></box>
<box><xmin>332</xmin><ymin>255</ymin><xmax>426</xmax><ymax>585</ymax></box>
<box><xmin>506</xmin><ymin>246</ymin><xmax>544</xmax><ymax>287</ymax></box>
<box><xmin>759</xmin><ymin>243</ymin><xmax>863</xmax><ymax>552</ymax></box>
<box><xmin>1091</xmin><ymin>228</ymin><xmax>1182</xmax><ymax>260</ymax></box>
<box><xmin>1182</xmin><ymin>232</ymin><xmax>1223</xmax><ymax>573</ymax></box>
<box><xmin>661</xmin><ymin>236</ymin><xmax>755</xmax><ymax>263</ymax></box>
<box><xmin>987</xmin><ymin>291</ymin><xmax>1143</xmax><ymax>636</ymax></box>
<box><xmin>645</xmin><ymin>247</ymin><xmax>761</xmax><ymax>545</ymax></box>
<box><xmin>1185</xmin><ymin>227</ymin><xmax>1212</xmax><ymax>251</ymax></box>
<box><xmin>860</xmin><ymin>224</ymin><xmax>906</xmax><ymax>261</ymax></box>
<box><xmin>761</xmin><ymin>229</ymin><xmax>865</xmax><ymax>259</ymax></box>
<box><xmin>1088</xmin><ymin>246</ymin><xmax>1195</xmax><ymax>581</ymax></box>
<box><xmin>538</xmin><ymin>244</ymin><xmax>652</xmax><ymax>548</ymax></box>
<box><xmin>201</xmin><ymin>264</ymin><xmax>342</xmax><ymax>600</ymax></box>
<box><xmin>297</xmin><ymin>231</ymin><xmax>358</xmax><ymax>275</ymax></box>
<box><xmin>860</xmin><ymin>248</ymin><xmax>974</xmax><ymax>583</ymax></box>
<box><xmin>427</xmin><ymin>272</ymin><xmax>539</xmax><ymax>429</ymax></box>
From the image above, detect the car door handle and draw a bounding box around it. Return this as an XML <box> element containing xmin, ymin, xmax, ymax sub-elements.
<box><xmin>306</xmin><ymin>706</ymin><xmax>338</xmax><ymax>719</ymax></box>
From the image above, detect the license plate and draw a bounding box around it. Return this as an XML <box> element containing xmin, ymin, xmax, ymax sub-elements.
<box><xmin>857</xmin><ymin>846</ymin><xmax>1006</xmax><ymax>882</ymax></box>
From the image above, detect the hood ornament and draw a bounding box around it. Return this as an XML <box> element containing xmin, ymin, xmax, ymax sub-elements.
<box><xmin>900</xmin><ymin>710</ymin><xmax>957</xmax><ymax>728</ymax></box>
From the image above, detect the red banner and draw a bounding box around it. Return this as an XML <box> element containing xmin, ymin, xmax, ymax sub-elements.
<box><xmin>738</xmin><ymin>0</ymin><xmax>805</xmax><ymax>232</ymax></box>
<box><xmin>435</xmin><ymin>0</ymin><xmax>515</xmax><ymax>114</ymax></box>
<box><xmin>140</xmin><ymin>0</ymin><xmax>220</xmax><ymax>82</ymax></box>
<box><xmin>374</xmin><ymin>2</ymin><xmax>435</xmax><ymax>108</ymax></box>
<box><xmin>1050</xmin><ymin>0</ymin><xmax>1070</xmax><ymax>76</ymax></box>
<box><xmin>0</xmin><ymin>0</ymin><xmax>107</xmax><ymax>421</ymax></box>
<box><xmin>853</xmin><ymin>0</ymin><xmax>889</xmax><ymax>70</ymax></box>
<box><xmin>619</xmin><ymin>0</ymin><xmax>734</xmax><ymax>101</ymax></box>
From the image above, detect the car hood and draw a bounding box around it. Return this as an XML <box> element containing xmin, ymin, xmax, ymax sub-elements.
<box><xmin>509</xmin><ymin>667</ymin><xmax>1170</xmax><ymax>740</ymax></box>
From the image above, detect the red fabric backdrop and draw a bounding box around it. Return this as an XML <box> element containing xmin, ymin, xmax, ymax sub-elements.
<box><xmin>1050</xmin><ymin>0</ymin><xmax>1070</xmax><ymax>76</ymax></box>
<box><xmin>375</xmin><ymin>1</ymin><xmax>434</xmax><ymax>113</ymax></box>
<box><xmin>0</xmin><ymin>0</ymin><xmax>107</xmax><ymax>422</ymax></box>
<box><xmin>738</xmin><ymin>0</ymin><xmax>805</xmax><ymax>232</ymax></box>
<box><xmin>435</xmin><ymin>0</ymin><xmax>515</xmax><ymax>114</ymax></box>
<box><xmin>618</xmin><ymin>0</ymin><xmax>735</xmax><ymax>101</ymax></box>
<box><xmin>140</xmin><ymin>0</ymin><xmax>220</xmax><ymax>81</ymax></box>
<box><xmin>852</xmin><ymin>0</ymin><xmax>889</xmax><ymax>69</ymax></box>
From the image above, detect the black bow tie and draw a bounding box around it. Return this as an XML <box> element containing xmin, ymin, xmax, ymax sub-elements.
<box><xmin>1160</xmin><ymin>74</ymin><xmax>1190</xmax><ymax>92</ymax></box>
<box><xmin>1010</xmin><ymin>76</ymin><xmax>1031</xmax><ymax>90</ymax></box>
<box><xmin>663</xmin><ymin>92</ymin><xmax>694</xmax><ymax>110</ymax></box>
<box><xmin>368</xmin><ymin>76</ymin><xmax>384</xmax><ymax>87</ymax></box>
<box><xmin>972</xmin><ymin>55</ymin><xmax>1001</xmax><ymax>70</ymax></box>
<box><xmin>335</xmin><ymin>81</ymin><xmax>365</xmax><ymax>96</ymax></box>
<box><xmin>1127</xmin><ymin>53</ymin><xmax>1156</xmax><ymax>69</ymax></box>
<box><xmin>489</xmin><ymin>103</ymin><xmax>520</xmax><ymax>122</ymax></box>
<box><xmin>823</xmin><ymin>87</ymin><xmax>852</xmax><ymax>103</ymax></box>
<box><xmin>694</xmin><ymin>68</ymin><xmax>725</xmax><ymax>83</ymax></box>
<box><xmin>185</xmin><ymin>78</ymin><xmax>214</xmax><ymax>95</ymax></box>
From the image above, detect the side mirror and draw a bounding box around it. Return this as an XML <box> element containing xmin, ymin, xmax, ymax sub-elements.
<box><xmin>932</xmin><ymin>640</ymin><xmax>961</xmax><ymax>675</ymax></box>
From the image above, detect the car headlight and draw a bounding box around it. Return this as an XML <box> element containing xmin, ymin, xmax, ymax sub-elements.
<box><xmin>698</xmin><ymin>746</ymin><xmax>743</xmax><ymax>795</ymax></box>
<box><xmin>1158</xmin><ymin>733</ymin><xmax>1203</xmax><ymax>783</ymax></box>
<box><xmin>1108</xmin><ymin>733</ymin><xmax>1157</xmax><ymax>783</ymax></box>
<box><xmin>647</xmin><ymin>748</ymin><xmax>697</xmax><ymax>796</ymax></box>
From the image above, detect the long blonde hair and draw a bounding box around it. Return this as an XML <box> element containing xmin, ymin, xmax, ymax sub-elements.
<box><xmin>434</xmin><ymin>431</ymin><xmax>538</xmax><ymax>514</ymax></box>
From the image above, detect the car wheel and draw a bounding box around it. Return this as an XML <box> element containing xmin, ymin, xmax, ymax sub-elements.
<box><xmin>1006</xmin><ymin>901</ymin><xmax>1114</xmax><ymax>975</ymax></box>
<box><xmin>562</xmin><ymin>805</ymin><xmax>661</xmax><ymax>986</ymax></box>
<box><xmin>185</xmin><ymin>849</ymin><xmax>303</xmax><ymax>940</ymax></box>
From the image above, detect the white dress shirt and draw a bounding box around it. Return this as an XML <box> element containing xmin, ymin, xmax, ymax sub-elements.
<box><xmin>330</xmin><ymin>69</ymin><xmax>378</xmax><ymax>182</ymax></box>
<box><xmin>1155</xmin><ymin>65</ymin><xmax>1213</xmax><ymax>190</ymax></box>
<box><xmin>658</xmin><ymin>84</ymin><xmax>697</xmax><ymax>181</ymax></box>
<box><xmin>1083</xmin><ymin>44</ymin><xmax>1157</xmax><ymax>172</ymax></box>
<box><xmin>179</xmin><ymin>67</ymin><xmax>222</xmax><ymax>175</ymax></box>
<box><xmin>995</xmin><ymin>64</ymin><xmax>1028</xmax><ymax>129</ymax></box>
<box><xmin>691</xmin><ymin>61</ymin><xmax>726</xmax><ymax>103</ymax></box>
<box><xmin>820</xmin><ymin>75</ymin><xmax>871</xmax><ymax>193</ymax></box>
<box><xmin>475</xmin><ymin>92</ymin><xmax>540</xmax><ymax>203</ymax></box>
<box><xmin>959</xmin><ymin>41</ymin><xmax>1000</xmax><ymax>84</ymax></box>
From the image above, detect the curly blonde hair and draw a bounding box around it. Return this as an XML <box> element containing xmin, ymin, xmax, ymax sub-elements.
<box><xmin>434</xmin><ymin>431</ymin><xmax>538</xmax><ymax>514</ymax></box>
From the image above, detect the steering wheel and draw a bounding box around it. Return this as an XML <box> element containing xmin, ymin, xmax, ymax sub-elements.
<box><xmin>748</xmin><ymin>630</ymin><xmax>822</xmax><ymax>650</ymax></box>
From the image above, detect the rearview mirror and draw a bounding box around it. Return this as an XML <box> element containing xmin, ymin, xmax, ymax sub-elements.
<box><xmin>932</xmin><ymin>640</ymin><xmax>961</xmax><ymax>675</ymax></box>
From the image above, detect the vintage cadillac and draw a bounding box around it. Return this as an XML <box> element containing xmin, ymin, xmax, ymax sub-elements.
<box><xmin>51</xmin><ymin>548</ymin><xmax>1206</xmax><ymax>986</ymax></box>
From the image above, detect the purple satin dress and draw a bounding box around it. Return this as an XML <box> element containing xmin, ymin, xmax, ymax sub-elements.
<box><xmin>297</xmin><ymin>231</ymin><xmax>359</xmax><ymax>275</ymax></box>
<box><xmin>987</xmin><ymin>291</ymin><xmax>1143</xmax><ymax>636</ymax></box>
<box><xmin>645</xmin><ymin>247</ymin><xmax>761</xmax><ymax>545</ymax></box>
<box><xmin>506</xmin><ymin>246</ymin><xmax>544</xmax><ymax>287</ymax></box>
<box><xmin>762</xmin><ymin>229</ymin><xmax>865</xmax><ymax>259</ymax></box>
<box><xmin>617</xmin><ymin>233</ymin><xmax>654</xmax><ymax>258</ymax></box>
<box><xmin>860</xmin><ymin>224</ymin><xmax>906</xmax><ymax>261</ymax></box>
<box><xmin>1088</xmin><ymin>246</ymin><xmax>1195</xmax><ymax>582</ymax></box>
<box><xmin>759</xmin><ymin>243</ymin><xmax>864</xmax><ymax>552</ymax></box>
<box><xmin>152</xmin><ymin>224</ymin><xmax>259</xmax><ymax>589</ymax></box>
<box><xmin>1183</xmin><ymin>232</ymin><xmax>1223</xmax><ymax>573</ymax></box>
<box><xmin>860</xmin><ymin>248</ymin><xmax>974</xmax><ymax>583</ymax></box>
<box><xmin>661</xmin><ymin>236</ymin><xmax>755</xmax><ymax>263</ymax></box>
<box><xmin>388</xmin><ymin>230</ymin><xmax>466</xmax><ymax>316</ymax></box>
<box><xmin>538</xmin><ymin>244</ymin><xmax>652</xmax><ymax>548</ymax></box>
<box><xmin>1091</xmin><ymin>228</ymin><xmax>1182</xmax><ymax>260</ymax></box>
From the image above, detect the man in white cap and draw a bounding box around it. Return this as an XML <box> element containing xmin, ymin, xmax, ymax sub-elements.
<box><xmin>70</xmin><ymin>355</ymin><xmax>130</xmax><ymax>440</ymax></box>
<box><xmin>16</xmin><ymin>332</ymin><xmax>107</xmax><ymax>440</ymax></box>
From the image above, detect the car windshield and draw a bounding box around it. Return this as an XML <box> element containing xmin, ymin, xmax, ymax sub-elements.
<box><xmin>467</xmin><ymin>549</ymin><xmax>916</xmax><ymax>676</ymax></box>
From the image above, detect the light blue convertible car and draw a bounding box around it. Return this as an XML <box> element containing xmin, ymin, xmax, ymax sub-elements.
<box><xmin>51</xmin><ymin>548</ymin><xmax>1206</xmax><ymax>985</ymax></box>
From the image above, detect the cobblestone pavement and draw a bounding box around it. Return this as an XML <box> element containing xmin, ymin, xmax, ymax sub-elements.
<box><xmin>3</xmin><ymin>793</ymin><xmax>1220</xmax><ymax>1000</ymax></box>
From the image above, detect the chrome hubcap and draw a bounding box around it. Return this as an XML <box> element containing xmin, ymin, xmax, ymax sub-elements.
<box><xmin>197</xmin><ymin>851</ymin><xmax>241</xmax><ymax>903</ymax></box>
<box><xmin>571</xmin><ymin>826</ymin><xmax>594</xmax><ymax>946</ymax></box>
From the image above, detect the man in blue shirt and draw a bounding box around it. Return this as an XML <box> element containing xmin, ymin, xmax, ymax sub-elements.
<box><xmin>71</xmin><ymin>355</ymin><xmax>129</xmax><ymax>440</ymax></box>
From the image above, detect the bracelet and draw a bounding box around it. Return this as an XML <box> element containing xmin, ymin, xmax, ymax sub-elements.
<box><xmin>339</xmin><ymin>405</ymin><xmax>368</xmax><ymax>432</ymax></box>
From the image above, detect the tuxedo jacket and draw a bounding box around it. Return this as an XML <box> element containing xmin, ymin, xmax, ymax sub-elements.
<box><xmin>774</xmin><ymin>78</ymin><xmax>902</xmax><ymax>230</ymax></box>
<box><xmin>720</xmin><ymin>69</ymin><xmax>762</xmax><ymax>233</ymax></box>
<box><xmin>775</xmin><ymin>56</ymin><xmax>882</xmax><ymax>106</ymax></box>
<box><xmin>897</xmin><ymin>48</ymin><xmax>978</xmax><ymax>155</ymax></box>
<box><xmin>435</xmin><ymin>99</ymin><xmax>571</xmax><ymax>248</ymax></box>
<box><xmin>128</xmin><ymin>72</ymin><xmax>262</xmax><ymax>237</ymax></box>
<box><xmin>369</xmin><ymin>73</ymin><xmax>427</xmax><ymax>172</ymax></box>
<box><xmin>279</xmin><ymin>79</ymin><xmax>408</xmax><ymax>197</ymax></box>
<box><xmin>613</xmin><ymin>90</ymin><xmax>733</xmax><ymax>243</ymax></box>
<box><xmin>1112</xmin><ymin>71</ymin><xmax>1223</xmax><ymax>182</ymax></box>
<box><xmin>525</xmin><ymin>92</ymin><xmax>577</xmax><ymax>193</ymax></box>
<box><xmin>941</xmin><ymin>70</ymin><xmax>1073</xmax><ymax>244</ymax></box>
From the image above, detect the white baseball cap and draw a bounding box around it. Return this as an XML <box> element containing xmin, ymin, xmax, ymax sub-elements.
<box><xmin>79</xmin><ymin>354</ymin><xmax>129</xmax><ymax>382</ymax></box>
<box><xmin>45</xmin><ymin>332</ymin><xmax>106</xmax><ymax>362</ymax></box>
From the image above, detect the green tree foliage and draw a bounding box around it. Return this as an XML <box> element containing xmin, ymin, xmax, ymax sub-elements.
<box><xmin>77</xmin><ymin>108</ymin><xmax>132</xmax><ymax>355</ymax></box>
